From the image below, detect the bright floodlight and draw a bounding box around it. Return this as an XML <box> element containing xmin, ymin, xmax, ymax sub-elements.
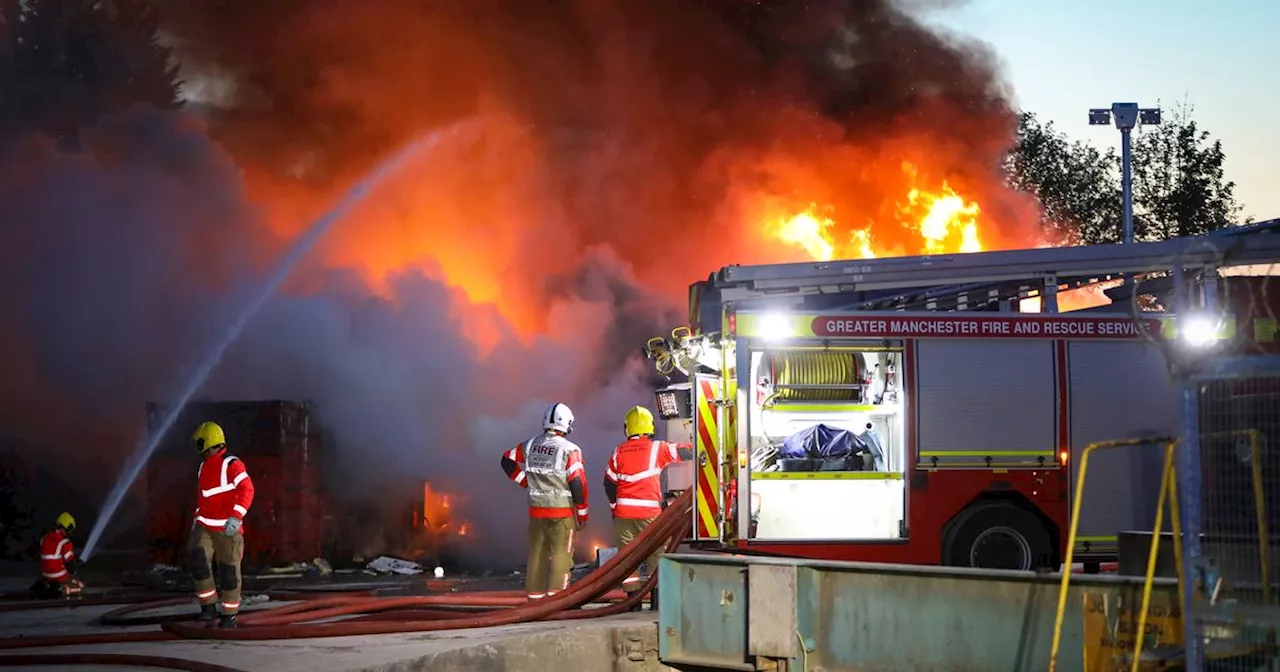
<box><xmin>757</xmin><ymin>313</ymin><xmax>792</xmax><ymax>341</ymax></box>
<box><xmin>1088</xmin><ymin>109</ymin><xmax>1112</xmax><ymax>126</ymax></box>
<box><xmin>434</xmin><ymin>566</ymin><xmax>445</xmax><ymax>578</ymax></box>
<box><xmin>1181</xmin><ymin>313</ymin><xmax>1220</xmax><ymax>348</ymax></box>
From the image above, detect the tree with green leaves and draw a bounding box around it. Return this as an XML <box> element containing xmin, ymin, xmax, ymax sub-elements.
<box><xmin>1</xmin><ymin>0</ymin><xmax>182</xmax><ymax>141</ymax></box>
<box><xmin>1005</xmin><ymin>112</ymin><xmax>1122</xmax><ymax>245</ymax></box>
<box><xmin>1005</xmin><ymin>106</ymin><xmax>1244</xmax><ymax>244</ymax></box>
<box><xmin>1131</xmin><ymin>103</ymin><xmax>1243</xmax><ymax>239</ymax></box>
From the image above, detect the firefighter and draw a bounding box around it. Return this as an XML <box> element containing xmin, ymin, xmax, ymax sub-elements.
<box><xmin>603</xmin><ymin>405</ymin><xmax>693</xmax><ymax>610</ymax></box>
<box><xmin>188</xmin><ymin>421</ymin><xmax>255</xmax><ymax>629</ymax></box>
<box><xmin>36</xmin><ymin>512</ymin><xmax>83</xmax><ymax>597</ymax></box>
<box><xmin>500</xmin><ymin>402</ymin><xmax>589</xmax><ymax>600</ymax></box>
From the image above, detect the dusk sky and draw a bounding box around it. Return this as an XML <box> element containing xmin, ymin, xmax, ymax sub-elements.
<box><xmin>931</xmin><ymin>0</ymin><xmax>1278</xmax><ymax>222</ymax></box>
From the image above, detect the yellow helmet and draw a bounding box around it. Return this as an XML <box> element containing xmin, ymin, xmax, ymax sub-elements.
<box><xmin>623</xmin><ymin>406</ymin><xmax>656</xmax><ymax>438</ymax></box>
<box><xmin>56</xmin><ymin>512</ymin><xmax>76</xmax><ymax>532</ymax></box>
<box><xmin>192</xmin><ymin>421</ymin><xmax>226</xmax><ymax>455</ymax></box>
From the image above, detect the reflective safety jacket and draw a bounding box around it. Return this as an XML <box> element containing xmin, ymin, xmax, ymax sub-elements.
<box><xmin>194</xmin><ymin>448</ymin><xmax>255</xmax><ymax>532</ymax></box>
<box><xmin>38</xmin><ymin>529</ymin><xmax>75</xmax><ymax>583</ymax></box>
<box><xmin>604</xmin><ymin>437</ymin><xmax>693</xmax><ymax>519</ymax></box>
<box><xmin>502</xmin><ymin>432</ymin><xmax>589</xmax><ymax>521</ymax></box>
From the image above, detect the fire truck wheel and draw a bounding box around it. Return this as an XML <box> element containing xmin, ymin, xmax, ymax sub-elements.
<box><xmin>943</xmin><ymin>502</ymin><xmax>1053</xmax><ymax>571</ymax></box>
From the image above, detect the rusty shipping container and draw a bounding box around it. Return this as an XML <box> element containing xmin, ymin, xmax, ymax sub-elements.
<box><xmin>145</xmin><ymin>401</ymin><xmax>331</xmax><ymax>569</ymax></box>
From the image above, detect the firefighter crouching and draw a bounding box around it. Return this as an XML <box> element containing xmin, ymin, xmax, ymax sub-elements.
<box><xmin>188</xmin><ymin>421</ymin><xmax>255</xmax><ymax>629</ymax></box>
<box><xmin>604</xmin><ymin>405</ymin><xmax>692</xmax><ymax>610</ymax></box>
<box><xmin>36</xmin><ymin>512</ymin><xmax>84</xmax><ymax>597</ymax></box>
<box><xmin>501</xmin><ymin>402</ymin><xmax>590</xmax><ymax>600</ymax></box>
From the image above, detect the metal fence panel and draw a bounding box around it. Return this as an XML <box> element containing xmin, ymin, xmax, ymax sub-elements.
<box><xmin>1184</xmin><ymin>354</ymin><xmax>1280</xmax><ymax>672</ymax></box>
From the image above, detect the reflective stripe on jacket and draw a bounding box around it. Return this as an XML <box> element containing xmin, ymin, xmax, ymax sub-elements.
<box><xmin>39</xmin><ymin>529</ymin><xmax>74</xmax><ymax>582</ymax></box>
<box><xmin>194</xmin><ymin>449</ymin><xmax>255</xmax><ymax>531</ymax></box>
<box><xmin>504</xmin><ymin>432</ymin><xmax>588</xmax><ymax>518</ymax></box>
<box><xmin>605</xmin><ymin>437</ymin><xmax>687</xmax><ymax>519</ymax></box>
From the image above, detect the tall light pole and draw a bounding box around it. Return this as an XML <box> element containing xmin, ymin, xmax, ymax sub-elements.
<box><xmin>1088</xmin><ymin>102</ymin><xmax>1162</xmax><ymax>244</ymax></box>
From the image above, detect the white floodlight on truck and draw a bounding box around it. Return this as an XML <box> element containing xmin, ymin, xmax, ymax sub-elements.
<box><xmin>1180</xmin><ymin>312</ymin><xmax>1223</xmax><ymax>348</ymax></box>
<box><xmin>757</xmin><ymin>313</ymin><xmax>792</xmax><ymax>341</ymax></box>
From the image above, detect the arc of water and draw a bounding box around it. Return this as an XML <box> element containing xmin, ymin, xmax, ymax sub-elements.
<box><xmin>81</xmin><ymin>122</ymin><xmax>469</xmax><ymax>560</ymax></box>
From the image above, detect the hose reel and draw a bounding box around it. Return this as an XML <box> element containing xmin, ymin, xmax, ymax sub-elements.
<box><xmin>761</xmin><ymin>351</ymin><xmax>864</xmax><ymax>403</ymax></box>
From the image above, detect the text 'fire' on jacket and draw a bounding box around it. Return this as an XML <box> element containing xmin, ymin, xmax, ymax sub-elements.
<box><xmin>502</xmin><ymin>433</ymin><xmax>589</xmax><ymax>524</ymax></box>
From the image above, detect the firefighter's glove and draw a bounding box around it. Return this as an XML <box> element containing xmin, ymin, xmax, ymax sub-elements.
<box><xmin>575</xmin><ymin>514</ymin><xmax>588</xmax><ymax>531</ymax></box>
<box><xmin>222</xmin><ymin>517</ymin><xmax>242</xmax><ymax>537</ymax></box>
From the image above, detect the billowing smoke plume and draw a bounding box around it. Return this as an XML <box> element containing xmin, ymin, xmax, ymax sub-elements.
<box><xmin>0</xmin><ymin>0</ymin><xmax>1034</xmax><ymax>562</ymax></box>
<box><xmin>155</xmin><ymin>0</ymin><xmax>1037</xmax><ymax>291</ymax></box>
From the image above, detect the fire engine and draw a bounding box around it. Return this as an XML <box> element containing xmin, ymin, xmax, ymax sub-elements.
<box><xmin>649</xmin><ymin>221</ymin><xmax>1280</xmax><ymax>570</ymax></box>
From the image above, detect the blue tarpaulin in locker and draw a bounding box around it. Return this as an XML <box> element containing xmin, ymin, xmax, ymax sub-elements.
<box><xmin>779</xmin><ymin>424</ymin><xmax>860</xmax><ymax>459</ymax></box>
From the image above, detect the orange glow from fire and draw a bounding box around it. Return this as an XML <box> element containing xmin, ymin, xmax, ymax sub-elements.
<box><xmin>417</xmin><ymin>481</ymin><xmax>471</xmax><ymax>541</ymax></box>
<box><xmin>763</xmin><ymin>164</ymin><xmax>985</xmax><ymax>260</ymax></box>
<box><xmin>1019</xmin><ymin>281</ymin><xmax>1120</xmax><ymax>313</ymax></box>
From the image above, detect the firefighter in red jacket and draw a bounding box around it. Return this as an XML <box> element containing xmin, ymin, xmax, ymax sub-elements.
<box><xmin>36</xmin><ymin>512</ymin><xmax>83</xmax><ymax>597</ymax></box>
<box><xmin>500</xmin><ymin>402</ymin><xmax>589</xmax><ymax>600</ymax></box>
<box><xmin>604</xmin><ymin>406</ymin><xmax>692</xmax><ymax>609</ymax></box>
<box><xmin>189</xmin><ymin>421</ymin><xmax>255</xmax><ymax>629</ymax></box>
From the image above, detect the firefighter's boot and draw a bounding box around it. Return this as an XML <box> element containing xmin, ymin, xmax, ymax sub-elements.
<box><xmin>218</xmin><ymin>614</ymin><xmax>237</xmax><ymax>629</ymax></box>
<box><xmin>197</xmin><ymin>603</ymin><xmax>218</xmax><ymax>627</ymax></box>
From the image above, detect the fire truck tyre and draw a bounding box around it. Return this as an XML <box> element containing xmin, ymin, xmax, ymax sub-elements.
<box><xmin>943</xmin><ymin>503</ymin><xmax>1052</xmax><ymax>571</ymax></box>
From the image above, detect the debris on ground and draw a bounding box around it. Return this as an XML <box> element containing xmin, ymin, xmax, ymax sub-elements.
<box><xmin>365</xmin><ymin>556</ymin><xmax>424</xmax><ymax>575</ymax></box>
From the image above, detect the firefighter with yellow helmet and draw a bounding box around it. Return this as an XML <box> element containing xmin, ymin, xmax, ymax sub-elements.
<box><xmin>36</xmin><ymin>512</ymin><xmax>83</xmax><ymax>597</ymax></box>
<box><xmin>603</xmin><ymin>405</ymin><xmax>692</xmax><ymax>609</ymax></box>
<box><xmin>188</xmin><ymin>421</ymin><xmax>255</xmax><ymax>628</ymax></box>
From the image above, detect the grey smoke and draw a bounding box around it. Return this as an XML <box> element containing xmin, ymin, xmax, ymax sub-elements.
<box><xmin>0</xmin><ymin>106</ymin><xmax>674</xmax><ymax>563</ymax></box>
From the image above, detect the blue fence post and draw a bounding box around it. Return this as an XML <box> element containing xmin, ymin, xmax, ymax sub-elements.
<box><xmin>1178</xmin><ymin>377</ymin><xmax>1205</xmax><ymax>670</ymax></box>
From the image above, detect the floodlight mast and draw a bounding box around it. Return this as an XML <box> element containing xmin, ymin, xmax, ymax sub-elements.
<box><xmin>1088</xmin><ymin>102</ymin><xmax>1161</xmax><ymax>245</ymax></box>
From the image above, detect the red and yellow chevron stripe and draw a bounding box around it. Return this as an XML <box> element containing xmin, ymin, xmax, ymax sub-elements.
<box><xmin>694</xmin><ymin>377</ymin><xmax>721</xmax><ymax>539</ymax></box>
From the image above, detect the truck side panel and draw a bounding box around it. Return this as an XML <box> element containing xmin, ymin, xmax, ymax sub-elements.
<box><xmin>1067</xmin><ymin>341</ymin><xmax>1179</xmax><ymax>558</ymax></box>
<box><xmin>915</xmin><ymin>340</ymin><xmax>1056</xmax><ymax>465</ymax></box>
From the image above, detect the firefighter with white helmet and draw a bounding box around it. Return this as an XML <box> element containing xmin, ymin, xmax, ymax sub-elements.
<box><xmin>500</xmin><ymin>402</ymin><xmax>590</xmax><ymax>600</ymax></box>
<box><xmin>604</xmin><ymin>405</ymin><xmax>692</xmax><ymax>609</ymax></box>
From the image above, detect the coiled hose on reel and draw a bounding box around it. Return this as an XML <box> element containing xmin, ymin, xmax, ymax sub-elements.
<box><xmin>762</xmin><ymin>351</ymin><xmax>864</xmax><ymax>403</ymax></box>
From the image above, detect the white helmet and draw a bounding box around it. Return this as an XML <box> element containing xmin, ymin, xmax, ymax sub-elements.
<box><xmin>543</xmin><ymin>402</ymin><xmax>575</xmax><ymax>435</ymax></box>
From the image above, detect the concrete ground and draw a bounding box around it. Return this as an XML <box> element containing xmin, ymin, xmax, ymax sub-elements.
<box><xmin>0</xmin><ymin>599</ymin><xmax>669</xmax><ymax>672</ymax></box>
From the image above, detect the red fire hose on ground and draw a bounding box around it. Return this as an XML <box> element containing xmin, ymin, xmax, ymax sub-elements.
<box><xmin>0</xmin><ymin>490</ymin><xmax>692</xmax><ymax>670</ymax></box>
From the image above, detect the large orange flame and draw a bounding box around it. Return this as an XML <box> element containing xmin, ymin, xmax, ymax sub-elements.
<box><xmin>759</xmin><ymin>163</ymin><xmax>1112</xmax><ymax>313</ymax></box>
<box><xmin>763</xmin><ymin>163</ymin><xmax>985</xmax><ymax>260</ymax></box>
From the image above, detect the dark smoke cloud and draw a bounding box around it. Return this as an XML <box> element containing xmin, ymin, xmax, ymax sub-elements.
<box><xmin>157</xmin><ymin>0</ymin><xmax>1036</xmax><ymax>274</ymax></box>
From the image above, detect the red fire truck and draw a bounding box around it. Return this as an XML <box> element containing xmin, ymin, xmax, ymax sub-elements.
<box><xmin>649</xmin><ymin>223</ymin><xmax>1280</xmax><ymax>570</ymax></box>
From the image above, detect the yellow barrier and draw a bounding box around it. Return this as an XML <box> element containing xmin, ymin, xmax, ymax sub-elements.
<box><xmin>1047</xmin><ymin>437</ymin><xmax>1178</xmax><ymax>672</ymax></box>
<box><xmin>1129</xmin><ymin>440</ymin><xmax>1184</xmax><ymax>671</ymax></box>
<box><xmin>1051</xmin><ymin>430</ymin><xmax>1272</xmax><ymax>671</ymax></box>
